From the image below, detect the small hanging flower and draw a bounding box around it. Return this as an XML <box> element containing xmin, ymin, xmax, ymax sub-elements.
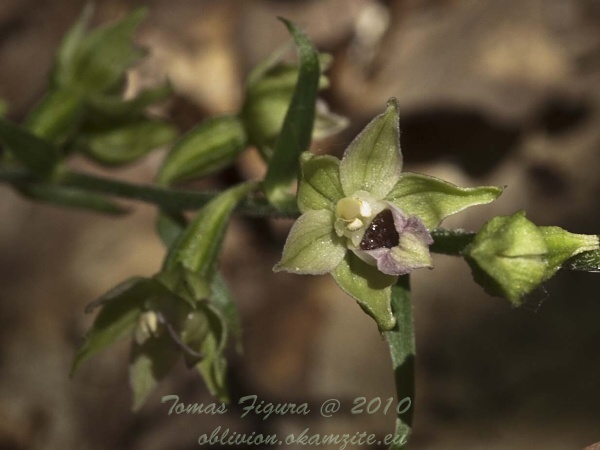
<box><xmin>274</xmin><ymin>98</ymin><xmax>504</xmax><ymax>331</ymax></box>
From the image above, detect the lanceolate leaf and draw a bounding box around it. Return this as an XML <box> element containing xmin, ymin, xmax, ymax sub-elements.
<box><xmin>263</xmin><ymin>19</ymin><xmax>320</xmax><ymax>208</ymax></box>
<box><xmin>165</xmin><ymin>181</ymin><xmax>260</xmax><ymax>278</ymax></box>
<box><xmin>71</xmin><ymin>278</ymin><xmax>155</xmax><ymax>377</ymax></box>
<box><xmin>386</xmin><ymin>172</ymin><xmax>504</xmax><ymax>229</ymax></box>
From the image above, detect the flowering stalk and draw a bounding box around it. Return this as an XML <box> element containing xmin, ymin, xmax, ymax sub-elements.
<box><xmin>384</xmin><ymin>276</ymin><xmax>415</xmax><ymax>449</ymax></box>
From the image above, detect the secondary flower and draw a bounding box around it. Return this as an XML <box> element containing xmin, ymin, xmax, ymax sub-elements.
<box><xmin>274</xmin><ymin>98</ymin><xmax>504</xmax><ymax>331</ymax></box>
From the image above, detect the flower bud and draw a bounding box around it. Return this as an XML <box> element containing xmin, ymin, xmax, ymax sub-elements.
<box><xmin>465</xmin><ymin>211</ymin><xmax>549</xmax><ymax>304</ymax></box>
<box><xmin>241</xmin><ymin>55</ymin><xmax>345</xmax><ymax>158</ymax></box>
<box><xmin>157</xmin><ymin>115</ymin><xmax>247</xmax><ymax>185</ymax></box>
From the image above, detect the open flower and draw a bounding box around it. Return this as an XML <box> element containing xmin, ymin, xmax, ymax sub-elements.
<box><xmin>274</xmin><ymin>98</ymin><xmax>504</xmax><ymax>331</ymax></box>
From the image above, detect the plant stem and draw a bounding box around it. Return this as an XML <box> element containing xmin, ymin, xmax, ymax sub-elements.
<box><xmin>383</xmin><ymin>275</ymin><xmax>414</xmax><ymax>449</ymax></box>
<box><xmin>1</xmin><ymin>165</ymin><xmax>599</xmax><ymax>271</ymax></box>
<box><xmin>0</xmin><ymin>166</ymin><xmax>294</xmax><ymax>217</ymax></box>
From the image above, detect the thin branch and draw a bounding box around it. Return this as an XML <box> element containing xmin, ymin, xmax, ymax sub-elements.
<box><xmin>1</xmin><ymin>165</ymin><xmax>598</xmax><ymax>271</ymax></box>
<box><xmin>384</xmin><ymin>275</ymin><xmax>414</xmax><ymax>449</ymax></box>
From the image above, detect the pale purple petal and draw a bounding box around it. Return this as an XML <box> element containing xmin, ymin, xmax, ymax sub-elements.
<box><xmin>352</xmin><ymin>204</ymin><xmax>434</xmax><ymax>276</ymax></box>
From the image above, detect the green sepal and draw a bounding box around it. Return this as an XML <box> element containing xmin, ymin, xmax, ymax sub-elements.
<box><xmin>164</xmin><ymin>181</ymin><xmax>260</xmax><ymax>278</ymax></box>
<box><xmin>157</xmin><ymin>115</ymin><xmax>247</xmax><ymax>186</ymax></box>
<box><xmin>53</xmin><ymin>8</ymin><xmax>147</xmax><ymax>94</ymax></box>
<box><xmin>331</xmin><ymin>253</ymin><xmax>397</xmax><ymax>331</ymax></box>
<box><xmin>262</xmin><ymin>19</ymin><xmax>321</xmax><ymax>209</ymax></box>
<box><xmin>180</xmin><ymin>303</ymin><xmax>229</xmax><ymax>401</ymax></box>
<box><xmin>386</xmin><ymin>172</ymin><xmax>504</xmax><ymax>229</ymax></box>
<box><xmin>70</xmin><ymin>277</ymin><xmax>157</xmax><ymax>377</ymax></box>
<box><xmin>19</xmin><ymin>183</ymin><xmax>128</xmax><ymax>215</ymax></box>
<box><xmin>339</xmin><ymin>98</ymin><xmax>402</xmax><ymax>199</ymax></box>
<box><xmin>0</xmin><ymin>118</ymin><xmax>61</xmax><ymax>176</ymax></box>
<box><xmin>80</xmin><ymin>120</ymin><xmax>176</xmax><ymax>166</ymax></box>
<box><xmin>274</xmin><ymin>209</ymin><xmax>346</xmax><ymax>275</ymax></box>
<box><xmin>464</xmin><ymin>211</ymin><xmax>548</xmax><ymax>305</ymax></box>
<box><xmin>129</xmin><ymin>330</ymin><xmax>180</xmax><ymax>411</ymax></box>
<box><xmin>539</xmin><ymin>226</ymin><xmax>599</xmax><ymax>279</ymax></box>
<box><xmin>211</xmin><ymin>273</ymin><xmax>243</xmax><ymax>353</ymax></box>
<box><xmin>297</xmin><ymin>152</ymin><xmax>344</xmax><ymax>213</ymax></box>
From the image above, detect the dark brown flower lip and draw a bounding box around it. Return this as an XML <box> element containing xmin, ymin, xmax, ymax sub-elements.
<box><xmin>359</xmin><ymin>209</ymin><xmax>400</xmax><ymax>250</ymax></box>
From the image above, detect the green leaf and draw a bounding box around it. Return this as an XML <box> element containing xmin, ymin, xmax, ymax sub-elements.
<box><xmin>539</xmin><ymin>227</ymin><xmax>599</xmax><ymax>279</ymax></box>
<box><xmin>464</xmin><ymin>211</ymin><xmax>548</xmax><ymax>305</ymax></box>
<box><xmin>129</xmin><ymin>331</ymin><xmax>180</xmax><ymax>410</ymax></box>
<box><xmin>274</xmin><ymin>209</ymin><xmax>346</xmax><ymax>275</ymax></box>
<box><xmin>263</xmin><ymin>19</ymin><xmax>320</xmax><ymax>208</ymax></box>
<box><xmin>81</xmin><ymin>120</ymin><xmax>176</xmax><ymax>166</ymax></box>
<box><xmin>386</xmin><ymin>172</ymin><xmax>504</xmax><ymax>229</ymax></box>
<box><xmin>157</xmin><ymin>115</ymin><xmax>247</xmax><ymax>185</ymax></box>
<box><xmin>331</xmin><ymin>252</ymin><xmax>397</xmax><ymax>331</ymax></box>
<box><xmin>297</xmin><ymin>153</ymin><xmax>344</xmax><ymax>213</ymax></box>
<box><xmin>19</xmin><ymin>183</ymin><xmax>128</xmax><ymax>215</ymax></box>
<box><xmin>339</xmin><ymin>98</ymin><xmax>402</xmax><ymax>199</ymax></box>
<box><xmin>211</xmin><ymin>273</ymin><xmax>243</xmax><ymax>353</ymax></box>
<box><xmin>0</xmin><ymin>118</ymin><xmax>61</xmax><ymax>176</ymax></box>
<box><xmin>71</xmin><ymin>277</ymin><xmax>153</xmax><ymax>377</ymax></box>
<box><xmin>383</xmin><ymin>276</ymin><xmax>414</xmax><ymax>448</ymax></box>
<box><xmin>165</xmin><ymin>181</ymin><xmax>260</xmax><ymax>278</ymax></box>
<box><xmin>54</xmin><ymin>8</ymin><xmax>147</xmax><ymax>94</ymax></box>
<box><xmin>25</xmin><ymin>89</ymin><xmax>85</xmax><ymax>143</ymax></box>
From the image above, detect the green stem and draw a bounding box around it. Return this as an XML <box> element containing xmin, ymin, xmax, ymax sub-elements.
<box><xmin>383</xmin><ymin>275</ymin><xmax>414</xmax><ymax>449</ymax></box>
<box><xmin>1</xmin><ymin>165</ymin><xmax>599</xmax><ymax>272</ymax></box>
<box><xmin>0</xmin><ymin>166</ymin><xmax>294</xmax><ymax>217</ymax></box>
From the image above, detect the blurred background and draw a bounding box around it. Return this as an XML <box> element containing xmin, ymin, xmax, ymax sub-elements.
<box><xmin>1</xmin><ymin>0</ymin><xmax>599</xmax><ymax>449</ymax></box>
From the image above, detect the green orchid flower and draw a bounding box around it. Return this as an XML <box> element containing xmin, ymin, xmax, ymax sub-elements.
<box><xmin>274</xmin><ymin>98</ymin><xmax>505</xmax><ymax>331</ymax></box>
